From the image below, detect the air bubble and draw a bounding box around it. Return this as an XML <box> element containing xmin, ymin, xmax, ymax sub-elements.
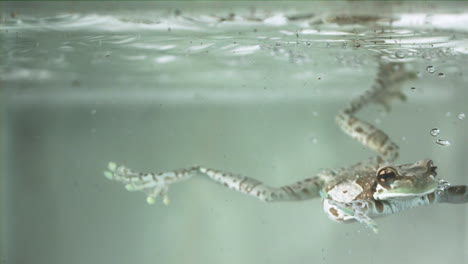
<box><xmin>436</xmin><ymin>139</ymin><xmax>451</xmax><ymax>146</ymax></box>
<box><xmin>426</xmin><ymin>66</ymin><xmax>436</xmax><ymax>74</ymax></box>
<box><xmin>438</xmin><ymin>73</ymin><xmax>445</xmax><ymax>78</ymax></box>
<box><xmin>436</xmin><ymin>179</ymin><xmax>451</xmax><ymax>193</ymax></box>
<box><xmin>410</xmin><ymin>87</ymin><xmax>416</xmax><ymax>91</ymax></box>
<box><xmin>430</xmin><ymin>128</ymin><xmax>440</xmax><ymax>137</ymax></box>
<box><xmin>395</xmin><ymin>51</ymin><xmax>406</xmax><ymax>58</ymax></box>
<box><xmin>457</xmin><ymin>112</ymin><xmax>465</xmax><ymax>120</ymax></box>
<box><xmin>437</xmin><ymin>179</ymin><xmax>450</xmax><ymax>186</ymax></box>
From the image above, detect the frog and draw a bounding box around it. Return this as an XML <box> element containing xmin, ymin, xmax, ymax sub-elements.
<box><xmin>104</xmin><ymin>61</ymin><xmax>467</xmax><ymax>233</ymax></box>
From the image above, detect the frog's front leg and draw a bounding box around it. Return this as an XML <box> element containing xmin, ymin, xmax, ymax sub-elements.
<box><xmin>323</xmin><ymin>198</ymin><xmax>379</xmax><ymax>233</ymax></box>
<box><xmin>105</xmin><ymin>162</ymin><xmax>325</xmax><ymax>204</ymax></box>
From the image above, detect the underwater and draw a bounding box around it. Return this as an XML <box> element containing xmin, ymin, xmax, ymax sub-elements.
<box><xmin>1</xmin><ymin>1</ymin><xmax>467</xmax><ymax>264</ymax></box>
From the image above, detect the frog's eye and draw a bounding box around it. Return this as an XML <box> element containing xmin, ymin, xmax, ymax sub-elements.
<box><xmin>377</xmin><ymin>167</ymin><xmax>397</xmax><ymax>186</ymax></box>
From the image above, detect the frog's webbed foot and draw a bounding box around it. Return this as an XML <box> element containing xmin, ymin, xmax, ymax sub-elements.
<box><xmin>349</xmin><ymin>201</ymin><xmax>379</xmax><ymax>233</ymax></box>
<box><xmin>372</xmin><ymin>62</ymin><xmax>417</xmax><ymax>112</ymax></box>
<box><xmin>374</xmin><ymin>90</ymin><xmax>407</xmax><ymax>112</ymax></box>
<box><xmin>329</xmin><ymin>199</ymin><xmax>379</xmax><ymax>233</ymax></box>
<box><xmin>104</xmin><ymin>162</ymin><xmax>193</xmax><ymax>205</ymax></box>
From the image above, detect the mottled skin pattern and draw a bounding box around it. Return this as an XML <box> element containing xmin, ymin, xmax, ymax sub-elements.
<box><xmin>104</xmin><ymin>61</ymin><xmax>468</xmax><ymax>233</ymax></box>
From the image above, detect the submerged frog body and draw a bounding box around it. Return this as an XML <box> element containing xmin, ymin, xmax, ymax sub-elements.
<box><xmin>104</xmin><ymin>61</ymin><xmax>467</xmax><ymax>233</ymax></box>
<box><xmin>321</xmin><ymin>159</ymin><xmax>440</xmax><ymax>232</ymax></box>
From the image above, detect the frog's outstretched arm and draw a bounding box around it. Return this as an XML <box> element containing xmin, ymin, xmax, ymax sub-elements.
<box><xmin>104</xmin><ymin>162</ymin><xmax>324</xmax><ymax>205</ymax></box>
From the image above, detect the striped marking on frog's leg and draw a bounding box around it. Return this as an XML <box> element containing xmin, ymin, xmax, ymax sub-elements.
<box><xmin>104</xmin><ymin>162</ymin><xmax>196</xmax><ymax>205</ymax></box>
<box><xmin>335</xmin><ymin>62</ymin><xmax>416</xmax><ymax>162</ymax></box>
<box><xmin>105</xmin><ymin>162</ymin><xmax>325</xmax><ymax>204</ymax></box>
<box><xmin>336</xmin><ymin>112</ymin><xmax>398</xmax><ymax>161</ymax></box>
<box><xmin>198</xmin><ymin>167</ymin><xmax>324</xmax><ymax>202</ymax></box>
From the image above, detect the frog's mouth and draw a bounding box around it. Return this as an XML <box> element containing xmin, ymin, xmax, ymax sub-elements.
<box><xmin>426</xmin><ymin>159</ymin><xmax>437</xmax><ymax>177</ymax></box>
<box><xmin>375</xmin><ymin>184</ymin><xmax>437</xmax><ymax>200</ymax></box>
<box><xmin>396</xmin><ymin>183</ymin><xmax>437</xmax><ymax>197</ymax></box>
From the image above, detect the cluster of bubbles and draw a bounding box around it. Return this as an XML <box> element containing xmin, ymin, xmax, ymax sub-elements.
<box><xmin>435</xmin><ymin>179</ymin><xmax>451</xmax><ymax>195</ymax></box>
<box><xmin>426</xmin><ymin>65</ymin><xmax>445</xmax><ymax>77</ymax></box>
<box><xmin>426</xmin><ymin>65</ymin><xmax>436</xmax><ymax>74</ymax></box>
<box><xmin>429</xmin><ymin>111</ymin><xmax>465</xmax><ymax>146</ymax></box>
<box><xmin>430</xmin><ymin>128</ymin><xmax>451</xmax><ymax>146</ymax></box>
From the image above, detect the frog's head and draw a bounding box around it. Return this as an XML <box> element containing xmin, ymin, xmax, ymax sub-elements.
<box><xmin>373</xmin><ymin>159</ymin><xmax>438</xmax><ymax>200</ymax></box>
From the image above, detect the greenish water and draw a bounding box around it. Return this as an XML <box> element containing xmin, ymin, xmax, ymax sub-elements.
<box><xmin>1</xmin><ymin>2</ymin><xmax>467</xmax><ymax>264</ymax></box>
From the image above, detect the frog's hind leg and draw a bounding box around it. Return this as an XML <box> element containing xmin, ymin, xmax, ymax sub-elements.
<box><xmin>105</xmin><ymin>162</ymin><xmax>325</xmax><ymax>204</ymax></box>
<box><xmin>336</xmin><ymin>62</ymin><xmax>417</xmax><ymax>162</ymax></box>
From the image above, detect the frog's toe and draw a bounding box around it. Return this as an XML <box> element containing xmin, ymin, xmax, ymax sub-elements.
<box><xmin>374</xmin><ymin>90</ymin><xmax>407</xmax><ymax>112</ymax></box>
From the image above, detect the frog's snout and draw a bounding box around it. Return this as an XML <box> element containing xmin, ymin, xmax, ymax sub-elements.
<box><xmin>427</xmin><ymin>160</ymin><xmax>437</xmax><ymax>176</ymax></box>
